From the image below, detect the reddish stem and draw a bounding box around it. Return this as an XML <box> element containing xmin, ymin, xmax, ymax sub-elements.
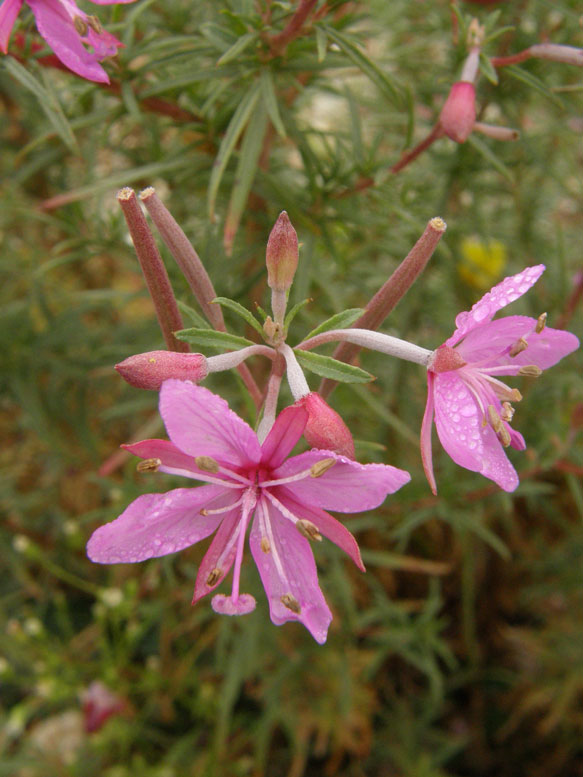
<box><xmin>390</xmin><ymin>124</ymin><xmax>444</xmax><ymax>175</ymax></box>
<box><xmin>268</xmin><ymin>0</ymin><xmax>319</xmax><ymax>56</ymax></box>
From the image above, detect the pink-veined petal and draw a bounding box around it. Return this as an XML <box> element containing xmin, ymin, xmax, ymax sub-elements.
<box><xmin>192</xmin><ymin>507</ymin><xmax>243</xmax><ymax>604</ymax></box>
<box><xmin>159</xmin><ymin>381</ymin><xmax>261</xmax><ymax>469</ymax></box>
<box><xmin>274</xmin><ymin>491</ymin><xmax>365</xmax><ymax>571</ymax></box>
<box><xmin>421</xmin><ymin>372</ymin><xmax>437</xmax><ymax>495</ymax></box>
<box><xmin>433</xmin><ymin>372</ymin><xmax>519</xmax><ymax>491</ymax></box>
<box><xmin>447</xmin><ymin>265</ymin><xmax>545</xmax><ymax>347</ymax></box>
<box><xmin>272</xmin><ymin>450</ymin><xmax>410</xmax><ymax>512</ymax></box>
<box><xmin>86</xmin><ymin>486</ymin><xmax>232</xmax><ymax>564</ymax></box>
<box><xmin>0</xmin><ymin>0</ymin><xmax>23</xmax><ymax>52</ymax></box>
<box><xmin>250</xmin><ymin>498</ymin><xmax>332</xmax><ymax>644</ymax></box>
<box><xmin>260</xmin><ymin>403</ymin><xmax>308</xmax><ymax>468</ymax></box>
<box><xmin>27</xmin><ymin>0</ymin><xmax>110</xmax><ymax>82</ymax></box>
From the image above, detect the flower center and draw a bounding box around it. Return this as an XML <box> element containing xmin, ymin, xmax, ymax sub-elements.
<box><xmin>428</xmin><ymin>345</ymin><xmax>467</xmax><ymax>373</ymax></box>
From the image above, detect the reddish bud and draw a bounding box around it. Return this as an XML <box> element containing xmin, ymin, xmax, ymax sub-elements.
<box><xmin>266</xmin><ymin>212</ymin><xmax>299</xmax><ymax>292</ymax></box>
<box><xmin>81</xmin><ymin>682</ymin><xmax>124</xmax><ymax>734</ymax></box>
<box><xmin>115</xmin><ymin>351</ymin><xmax>208</xmax><ymax>390</ymax></box>
<box><xmin>296</xmin><ymin>392</ymin><xmax>355</xmax><ymax>459</ymax></box>
<box><xmin>439</xmin><ymin>81</ymin><xmax>476</xmax><ymax>143</ymax></box>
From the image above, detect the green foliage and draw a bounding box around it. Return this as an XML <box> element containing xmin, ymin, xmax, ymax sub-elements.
<box><xmin>1</xmin><ymin>1</ymin><xmax>582</xmax><ymax>776</ymax></box>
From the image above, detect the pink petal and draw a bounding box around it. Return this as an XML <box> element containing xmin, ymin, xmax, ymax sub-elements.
<box><xmin>123</xmin><ymin>438</ymin><xmax>233</xmax><ymax>482</ymax></box>
<box><xmin>509</xmin><ymin>426</ymin><xmax>526</xmax><ymax>451</ymax></box>
<box><xmin>0</xmin><ymin>0</ymin><xmax>23</xmax><ymax>53</ymax></box>
<box><xmin>27</xmin><ymin>0</ymin><xmax>110</xmax><ymax>82</ymax></box>
<box><xmin>86</xmin><ymin>486</ymin><xmax>231</xmax><ymax>564</ymax></box>
<box><xmin>275</xmin><ymin>491</ymin><xmax>365</xmax><ymax>571</ymax></box>
<box><xmin>192</xmin><ymin>508</ymin><xmax>242</xmax><ymax>603</ymax></box>
<box><xmin>447</xmin><ymin>265</ymin><xmax>545</xmax><ymax>347</ymax></box>
<box><xmin>159</xmin><ymin>381</ymin><xmax>261</xmax><ymax>469</ymax></box>
<box><xmin>250</xmin><ymin>498</ymin><xmax>332</xmax><ymax>644</ymax></box>
<box><xmin>86</xmin><ymin>24</ymin><xmax>122</xmax><ymax>59</ymax></box>
<box><xmin>273</xmin><ymin>450</ymin><xmax>410</xmax><ymax>512</ymax></box>
<box><xmin>421</xmin><ymin>372</ymin><xmax>438</xmax><ymax>495</ymax></box>
<box><xmin>260</xmin><ymin>403</ymin><xmax>308</xmax><ymax>468</ymax></box>
<box><xmin>88</xmin><ymin>0</ymin><xmax>135</xmax><ymax>5</ymax></box>
<box><xmin>433</xmin><ymin>372</ymin><xmax>519</xmax><ymax>491</ymax></box>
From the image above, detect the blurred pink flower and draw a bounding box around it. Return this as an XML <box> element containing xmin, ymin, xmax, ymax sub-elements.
<box><xmin>81</xmin><ymin>681</ymin><xmax>124</xmax><ymax>733</ymax></box>
<box><xmin>421</xmin><ymin>265</ymin><xmax>579</xmax><ymax>493</ymax></box>
<box><xmin>87</xmin><ymin>380</ymin><xmax>410</xmax><ymax>643</ymax></box>
<box><xmin>0</xmin><ymin>0</ymin><xmax>136</xmax><ymax>83</ymax></box>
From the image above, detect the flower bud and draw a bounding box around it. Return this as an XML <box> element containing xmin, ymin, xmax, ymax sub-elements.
<box><xmin>439</xmin><ymin>81</ymin><xmax>476</xmax><ymax>143</ymax></box>
<box><xmin>296</xmin><ymin>392</ymin><xmax>355</xmax><ymax>459</ymax></box>
<box><xmin>115</xmin><ymin>351</ymin><xmax>208</xmax><ymax>390</ymax></box>
<box><xmin>266</xmin><ymin>211</ymin><xmax>299</xmax><ymax>292</ymax></box>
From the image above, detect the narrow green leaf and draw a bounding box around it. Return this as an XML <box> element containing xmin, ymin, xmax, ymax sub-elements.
<box><xmin>315</xmin><ymin>27</ymin><xmax>328</xmax><ymax>63</ymax></box>
<box><xmin>505</xmin><ymin>64</ymin><xmax>564</xmax><ymax>108</ymax></box>
<box><xmin>175</xmin><ymin>328</ymin><xmax>255</xmax><ymax>350</ymax></box>
<box><xmin>479</xmin><ymin>52</ymin><xmax>498</xmax><ymax>86</ymax></box>
<box><xmin>322</xmin><ymin>25</ymin><xmax>402</xmax><ymax>106</ymax></box>
<box><xmin>303</xmin><ymin>308</ymin><xmax>364</xmax><ymax>341</ymax></box>
<box><xmin>208</xmin><ymin>82</ymin><xmax>261</xmax><ymax>220</ymax></box>
<box><xmin>294</xmin><ymin>350</ymin><xmax>374</xmax><ymax>383</ymax></box>
<box><xmin>260</xmin><ymin>70</ymin><xmax>286</xmax><ymax>138</ymax></box>
<box><xmin>466</xmin><ymin>134</ymin><xmax>514</xmax><ymax>183</ymax></box>
<box><xmin>224</xmin><ymin>101</ymin><xmax>269</xmax><ymax>252</ymax></box>
<box><xmin>176</xmin><ymin>300</ymin><xmax>211</xmax><ymax>329</ymax></box>
<box><xmin>212</xmin><ymin>297</ymin><xmax>264</xmax><ymax>336</ymax></box>
<box><xmin>3</xmin><ymin>59</ymin><xmax>78</xmax><ymax>153</ymax></box>
<box><xmin>255</xmin><ymin>304</ymin><xmax>268</xmax><ymax>322</ymax></box>
<box><xmin>216</xmin><ymin>31</ymin><xmax>258</xmax><ymax>65</ymax></box>
<box><xmin>284</xmin><ymin>298</ymin><xmax>312</xmax><ymax>330</ymax></box>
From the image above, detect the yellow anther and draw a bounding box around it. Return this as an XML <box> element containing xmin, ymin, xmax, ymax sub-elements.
<box><xmin>535</xmin><ymin>312</ymin><xmax>547</xmax><ymax>334</ymax></box>
<box><xmin>206</xmin><ymin>568</ymin><xmax>222</xmax><ymax>586</ymax></box>
<box><xmin>518</xmin><ymin>365</ymin><xmax>542</xmax><ymax>378</ymax></box>
<box><xmin>310</xmin><ymin>458</ymin><xmax>336</xmax><ymax>478</ymax></box>
<box><xmin>136</xmin><ymin>458</ymin><xmax>161</xmax><ymax>473</ymax></box>
<box><xmin>195</xmin><ymin>456</ymin><xmax>220</xmax><ymax>473</ymax></box>
<box><xmin>487</xmin><ymin>405</ymin><xmax>511</xmax><ymax>447</ymax></box>
<box><xmin>501</xmin><ymin>402</ymin><xmax>515</xmax><ymax>423</ymax></box>
<box><xmin>280</xmin><ymin>593</ymin><xmax>301</xmax><ymax>614</ymax></box>
<box><xmin>296</xmin><ymin>519</ymin><xmax>322</xmax><ymax>542</ymax></box>
<box><xmin>73</xmin><ymin>16</ymin><xmax>88</xmax><ymax>35</ymax></box>
<box><xmin>509</xmin><ymin>337</ymin><xmax>528</xmax><ymax>357</ymax></box>
<box><xmin>260</xmin><ymin>537</ymin><xmax>271</xmax><ymax>553</ymax></box>
<box><xmin>87</xmin><ymin>15</ymin><xmax>103</xmax><ymax>34</ymax></box>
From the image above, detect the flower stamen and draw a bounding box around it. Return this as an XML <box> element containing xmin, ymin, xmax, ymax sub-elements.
<box><xmin>281</xmin><ymin>593</ymin><xmax>301</xmax><ymax>614</ymax></box>
<box><xmin>206</xmin><ymin>568</ymin><xmax>222</xmax><ymax>586</ymax></box>
<box><xmin>509</xmin><ymin>337</ymin><xmax>528</xmax><ymax>357</ymax></box>
<box><xmin>518</xmin><ymin>365</ymin><xmax>543</xmax><ymax>377</ymax></box>
<box><xmin>536</xmin><ymin>312</ymin><xmax>547</xmax><ymax>333</ymax></box>
<box><xmin>296</xmin><ymin>519</ymin><xmax>322</xmax><ymax>542</ymax></box>
<box><xmin>487</xmin><ymin>405</ymin><xmax>511</xmax><ymax>447</ymax></box>
<box><xmin>136</xmin><ymin>458</ymin><xmax>161</xmax><ymax>473</ymax></box>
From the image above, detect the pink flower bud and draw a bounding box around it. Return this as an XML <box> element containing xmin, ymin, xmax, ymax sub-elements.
<box><xmin>81</xmin><ymin>682</ymin><xmax>125</xmax><ymax>733</ymax></box>
<box><xmin>115</xmin><ymin>351</ymin><xmax>208</xmax><ymax>390</ymax></box>
<box><xmin>266</xmin><ymin>211</ymin><xmax>299</xmax><ymax>292</ymax></box>
<box><xmin>296</xmin><ymin>392</ymin><xmax>355</xmax><ymax>459</ymax></box>
<box><xmin>439</xmin><ymin>81</ymin><xmax>476</xmax><ymax>143</ymax></box>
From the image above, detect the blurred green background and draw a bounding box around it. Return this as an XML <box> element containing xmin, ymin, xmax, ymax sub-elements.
<box><xmin>1</xmin><ymin>1</ymin><xmax>582</xmax><ymax>775</ymax></box>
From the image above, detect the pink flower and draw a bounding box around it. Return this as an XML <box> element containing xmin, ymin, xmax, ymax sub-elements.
<box><xmin>439</xmin><ymin>81</ymin><xmax>476</xmax><ymax>143</ymax></box>
<box><xmin>87</xmin><ymin>381</ymin><xmax>410</xmax><ymax>643</ymax></box>
<box><xmin>0</xmin><ymin>0</ymin><xmax>136</xmax><ymax>83</ymax></box>
<box><xmin>421</xmin><ymin>265</ymin><xmax>579</xmax><ymax>493</ymax></box>
<box><xmin>81</xmin><ymin>681</ymin><xmax>125</xmax><ymax>733</ymax></box>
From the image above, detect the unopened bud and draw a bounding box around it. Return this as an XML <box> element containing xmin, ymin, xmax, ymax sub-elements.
<box><xmin>115</xmin><ymin>351</ymin><xmax>208</xmax><ymax>390</ymax></box>
<box><xmin>296</xmin><ymin>519</ymin><xmax>322</xmax><ymax>541</ymax></box>
<box><xmin>439</xmin><ymin>82</ymin><xmax>476</xmax><ymax>143</ymax></box>
<box><xmin>136</xmin><ymin>458</ymin><xmax>161</xmax><ymax>473</ymax></box>
<box><xmin>535</xmin><ymin>312</ymin><xmax>547</xmax><ymax>333</ymax></box>
<box><xmin>280</xmin><ymin>593</ymin><xmax>301</xmax><ymax>614</ymax></box>
<box><xmin>297</xmin><ymin>392</ymin><xmax>355</xmax><ymax>459</ymax></box>
<box><xmin>518</xmin><ymin>365</ymin><xmax>543</xmax><ymax>377</ymax></box>
<box><xmin>195</xmin><ymin>456</ymin><xmax>219</xmax><ymax>473</ymax></box>
<box><xmin>509</xmin><ymin>337</ymin><xmax>528</xmax><ymax>357</ymax></box>
<box><xmin>266</xmin><ymin>212</ymin><xmax>299</xmax><ymax>292</ymax></box>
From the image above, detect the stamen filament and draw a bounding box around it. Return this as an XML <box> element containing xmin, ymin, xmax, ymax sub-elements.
<box><xmin>201</xmin><ymin>495</ymin><xmax>244</xmax><ymax>516</ymax></box>
<box><xmin>160</xmin><ymin>465</ymin><xmax>245</xmax><ymax>488</ymax></box>
<box><xmin>260</xmin><ymin>467</ymin><xmax>316</xmax><ymax>487</ymax></box>
<box><xmin>259</xmin><ymin>498</ymin><xmax>288</xmax><ymax>583</ymax></box>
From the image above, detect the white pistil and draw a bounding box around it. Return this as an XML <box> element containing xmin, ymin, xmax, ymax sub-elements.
<box><xmin>297</xmin><ymin>329</ymin><xmax>432</xmax><ymax>366</ymax></box>
<box><xmin>229</xmin><ymin>490</ymin><xmax>256</xmax><ymax>603</ymax></box>
<box><xmin>161</xmin><ymin>464</ymin><xmax>245</xmax><ymax>488</ymax></box>
<box><xmin>280</xmin><ymin>343</ymin><xmax>310</xmax><ymax>399</ymax></box>
<box><xmin>200</xmin><ymin>495</ymin><xmax>244</xmax><ymax>516</ymax></box>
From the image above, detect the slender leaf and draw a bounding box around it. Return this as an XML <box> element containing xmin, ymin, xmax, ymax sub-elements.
<box><xmin>260</xmin><ymin>70</ymin><xmax>286</xmax><ymax>138</ymax></box>
<box><xmin>216</xmin><ymin>31</ymin><xmax>258</xmax><ymax>65</ymax></box>
<box><xmin>294</xmin><ymin>349</ymin><xmax>374</xmax><ymax>383</ymax></box>
<box><xmin>175</xmin><ymin>328</ymin><xmax>255</xmax><ymax>350</ymax></box>
<box><xmin>303</xmin><ymin>308</ymin><xmax>364</xmax><ymax>341</ymax></box>
<box><xmin>208</xmin><ymin>82</ymin><xmax>262</xmax><ymax>219</ymax></box>
<box><xmin>479</xmin><ymin>52</ymin><xmax>498</xmax><ymax>86</ymax></box>
<box><xmin>177</xmin><ymin>300</ymin><xmax>211</xmax><ymax>329</ymax></box>
<box><xmin>505</xmin><ymin>65</ymin><xmax>564</xmax><ymax>108</ymax></box>
<box><xmin>212</xmin><ymin>297</ymin><xmax>264</xmax><ymax>336</ymax></box>
<box><xmin>284</xmin><ymin>298</ymin><xmax>312</xmax><ymax>330</ymax></box>
<box><xmin>466</xmin><ymin>134</ymin><xmax>514</xmax><ymax>183</ymax></box>
<box><xmin>316</xmin><ymin>27</ymin><xmax>328</xmax><ymax>63</ymax></box>
<box><xmin>3</xmin><ymin>59</ymin><xmax>78</xmax><ymax>153</ymax></box>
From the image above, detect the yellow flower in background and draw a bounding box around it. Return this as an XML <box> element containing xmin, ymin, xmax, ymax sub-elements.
<box><xmin>458</xmin><ymin>237</ymin><xmax>507</xmax><ymax>290</ymax></box>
